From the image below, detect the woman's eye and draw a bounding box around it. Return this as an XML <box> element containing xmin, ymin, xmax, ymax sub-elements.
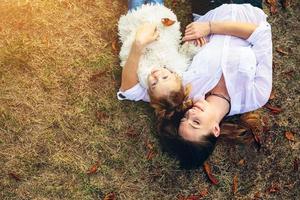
<box><xmin>193</xmin><ymin>120</ymin><xmax>200</xmax><ymax>125</ymax></box>
<box><xmin>152</xmin><ymin>82</ymin><xmax>157</xmax><ymax>86</ymax></box>
<box><xmin>162</xmin><ymin>76</ymin><xmax>168</xmax><ymax>79</ymax></box>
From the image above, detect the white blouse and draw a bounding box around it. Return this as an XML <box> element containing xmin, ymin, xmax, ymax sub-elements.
<box><xmin>117</xmin><ymin>4</ymin><xmax>273</xmax><ymax>116</ymax></box>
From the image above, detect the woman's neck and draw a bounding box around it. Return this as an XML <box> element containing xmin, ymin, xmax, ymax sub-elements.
<box><xmin>206</xmin><ymin>95</ymin><xmax>230</xmax><ymax>124</ymax></box>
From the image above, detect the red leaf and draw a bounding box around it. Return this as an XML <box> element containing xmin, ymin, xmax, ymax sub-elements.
<box><xmin>276</xmin><ymin>47</ymin><xmax>288</xmax><ymax>55</ymax></box>
<box><xmin>199</xmin><ymin>187</ymin><xmax>209</xmax><ymax>198</ymax></box>
<box><xmin>266</xmin><ymin>0</ymin><xmax>278</xmax><ymax>14</ymax></box>
<box><xmin>232</xmin><ymin>175</ymin><xmax>238</xmax><ymax>194</ymax></box>
<box><xmin>8</xmin><ymin>172</ymin><xmax>21</xmax><ymax>181</ymax></box>
<box><xmin>238</xmin><ymin>159</ymin><xmax>246</xmax><ymax>166</ymax></box>
<box><xmin>264</xmin><ymin>103</ymin><xmax>283</xmax><ymax>114</ymax></box>
<box><xmin>262</xmin><ymin>116</ymin><xmax>271</xmax><ymax>132</ymax></box>
<box><xmin>112</xmin><ymin>40</ymin><xmax>119</xmax><ymax>52</ymax></box>
<box><xmin>269</xmin><ymin>90</ymin><xmax>276</xmax><ymax>100</ymax></box>
<box><xmin>177</xmin><ymin>194</ymin><xmax>201</xmax><ymax>200</ymax></box>
<box><xmin>125</xmin><ymin>126</ymin><xmax>138</xmax><ymax>138</ymax></box>
<box><xmin>95</xmin><ymin>111</ymin><xmax>109</xmax><ymax>122</ymax></box>
<box><xmin>203</xmin><ymin>162</ymin><xmax>219</xmax><ymax>185</ymax></box>
<box><xmin>266</xmin><ymin>183</ymin><xmax>280</xmax><ymax>193</ymax></box>
<box><xmin>103</xmin><ymin>192</ymin><xmax>116</xmax><ymax>200</ymax></box>
<box><xmin>282</xmin><ymin>70</ymin><xmax>295</xmax><ymax>78</ymax></box>
<box><xmin>285</xmin><ymin>131</ymin><xmax>295</xmax><ymax>141</ymax></box>
<box><xmin>161</xmin><ymin>18</ymin><xmax>175</xmax><ymax>26</ymax></box>
<box><xmin>87</xmin><ymin>161</ymin><xmax>99</xmax><ymax>175</ymax></box>
<box><xmin>146</xmin><ymin>150</ymin><xmax>156</xmax><ymax>160</ymax></box>
<box><xmin>254</xmin><ymin>192</ymin><xmax>261</xmax><ymax>200</ymax></box>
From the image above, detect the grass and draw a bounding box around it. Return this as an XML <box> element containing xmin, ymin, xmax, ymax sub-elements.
<box><xmin>0</xmin><ymin>0</ymin><xmax>299</xmax><ymax>199</ymax></box>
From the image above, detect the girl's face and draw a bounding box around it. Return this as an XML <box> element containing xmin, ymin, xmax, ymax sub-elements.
<box><xmin>147</xmin><ymin>67</ymin><xmax>181</xmax><ymax>98</ymax></box>
<box><xmin>178</xmin><ymin>100</ymin><xmax>218</xmax><ymax>142</ymax></box>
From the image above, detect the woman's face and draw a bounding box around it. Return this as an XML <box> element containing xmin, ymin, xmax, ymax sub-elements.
<box><xmin>147</xmin><ymin>67</ymin><xmax>181</xmax><ymax>98</ymax></box>
<box><xmin>178</xmin><ymin>100</ymin><xmax>217</xmax><ymax>142</ymax></box>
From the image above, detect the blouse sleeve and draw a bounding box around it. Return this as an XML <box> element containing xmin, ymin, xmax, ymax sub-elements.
<box><xmin>117</xmin><ymin>83</ymin><xmax>150</xmax><ymax>102</ymax></box>
<box><xmin>246</xmin><ymin>21</ymin><xmax>273</xmax><ymax>107</ymax></box>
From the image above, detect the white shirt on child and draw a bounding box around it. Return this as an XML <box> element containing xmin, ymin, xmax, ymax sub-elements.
<box><xmin>117</xmin><ymin>4</ymin><xmax>272</xmax><ymax>116</ymax></box>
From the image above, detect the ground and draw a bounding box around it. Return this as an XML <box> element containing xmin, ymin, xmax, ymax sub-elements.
<box><xmin>0</xmin><ymin>0</ymin><xmax>299</xmax><ymax>199</ymax></box>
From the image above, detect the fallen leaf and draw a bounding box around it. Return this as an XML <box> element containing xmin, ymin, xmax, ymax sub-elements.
<box><xmin>161</xmin><ymin>18</ymin><xmax>175</xmax><ymax>26</ymax></box>
<box><xmin>276</xmin><ymin>47</ymin><xmax>288</xmax><ymax>55</ymax></box>
<box><xmin>199</xmin><ymin>187</ymin><xmax>209</xmax><ymax>198</ymax></box>
<box><xmin>238</xmin><ymin>159</ymin><xmax>246</xmax><ymax>166</ymax></box>
<box><xmin>95</xmin><ymin>111</ymin><xmax>109</xmax><ymax>122</ymax></box>
<box><xmin>203</xmin><ymin>162</ymin><xmax>219</xmax><ymax>185</ymax></box>
<box><xmin>264</xmin><ymin>103</ymin><xmax>283</xmax><ymax>114</ymax></box>
<box><xmin>178</xmin><ymin>194</ymin><xmax>201</xmax><ymax>200</ymax></box>
<box><xmin>253</xmin><ymin>191</ymin><xmax>261</xmax><ymax>199</ymax></box>
<box><xmin>87</xmin><ymin>161</ymin><xmax>99</xmax><ymax>175</ymax></box>
<box><xmin>233</xmin><ymin>175</ymin><xmax>238</xmax><ymax>194</ymax></box>
<box><xmin>111</xmin><ymin>40</ymin><xmax>118</xmax><ymax>52</ymax></box>
<box><xmin>125</xmin><ymin>126</ymin><xmax>138</xmax><ymax>137</ymax></box>
<box><xmin>90</xmin><ymin>71</ymin><xmax>106</xmax><ymax>82</ymax></box>
<box><xmin>269</xmin><ymin>90</ymin><xmax>276</xmax><ymax>100</ymax></box>
<box><xmin>266</xmin><ymin>183</ymin><xmax>280</xmax><ymax>193</ymax></box>
<box><xmin>266</xmin><ymin>0</ymin><xmax>278</xmax><ymax>14</ymax></box>
<box><xmin>146</xmin><ymin>150</ymin><xmax>156</xmax><ymax>160</ymax></box>
<box><xmin>103</xmin><ymin>192</ymin><xmax>116</xmax><ymax>200</ymax></box>
<box><xmin>8</xmin><ymin>172</ymin><xmax>21</xmax><ymax>181</ymax></box>
<box><xmin>285</xmin><ymin>131</ymin><xmax>295</xmax><ymax>141</ymax></box>
<box><xmin>282</xmin><ymin>69</ymin><xmax>295</xmax><ymax>79</ymax></box>
<box><xmin>294</xmin><ymin>158</ymin><xmax>298</xmax><ymax>171</ymax></box>
<box><xmin>262</xmin><ymin>116</ymin><xmax>271</xmax><ymax>132</ymax></box>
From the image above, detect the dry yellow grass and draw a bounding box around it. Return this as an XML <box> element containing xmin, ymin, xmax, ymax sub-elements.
<box><xmin>0</xmin><ymin>0</ymin><xmax>299</xmax><ymax>199</ymax></box>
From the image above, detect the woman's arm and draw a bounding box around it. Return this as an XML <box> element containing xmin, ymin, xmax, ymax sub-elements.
<box><xmin>183</xmin><ymin>21</ymin><xmax>258</xmax><ymax>41</ymax></box>
<box><xmin>120</xmin><ymin>23</ymin><xmax>159</xmax><ymax>91</ymax></box>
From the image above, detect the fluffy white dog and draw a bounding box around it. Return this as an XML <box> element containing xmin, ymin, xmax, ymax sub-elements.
<box><xmin>118</xmin><ymin>4</ymin><xmax>201</xmax><ymax>89</ymax></box>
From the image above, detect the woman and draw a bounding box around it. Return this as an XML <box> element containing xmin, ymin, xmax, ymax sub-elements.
<box><xmin>162</xmin><ymin>3</ymin><xmax>272</xmax><ymax>167</ymax></box>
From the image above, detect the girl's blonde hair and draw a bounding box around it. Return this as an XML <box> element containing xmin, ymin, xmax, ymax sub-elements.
<box><xmin>148</xmin><ymin>81</ymin><xmax>192</xmax><ymax>120</ymax></box>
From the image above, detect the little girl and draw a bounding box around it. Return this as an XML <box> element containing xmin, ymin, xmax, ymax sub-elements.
<box><xmin>118</xmin><ymin>2</ymin><xmax>201</xmax><ymax>119</ymax></box>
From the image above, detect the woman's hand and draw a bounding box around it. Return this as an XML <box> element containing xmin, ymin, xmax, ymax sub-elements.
<box><xmin>134</xmin><ymin>23</ymin><xmax>159</xmax><ymax>49</ymax></box>
<box><xmin>183</xmin><ymin>22</ymin><xmax>210</xmax><ymax>42</ymax></box>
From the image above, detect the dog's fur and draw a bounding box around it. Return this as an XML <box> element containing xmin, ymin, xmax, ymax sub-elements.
<box><xmin>118</xmin><ymin>4</ymin><xmax>201</xmax><ymax>88</ymax></box>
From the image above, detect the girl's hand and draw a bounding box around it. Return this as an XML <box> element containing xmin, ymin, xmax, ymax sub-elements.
<box><xmin>183</xmin><ymin>22</ymin><xmax>210</xmax><ymax>42</ymax></box>
<box><xmin>134</xmin><ymin>23</ymin><xmax>159</xmax><ymax>49</ymax></box>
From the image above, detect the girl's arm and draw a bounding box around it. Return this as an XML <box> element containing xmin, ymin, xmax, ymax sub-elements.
<box><xmin>183</xmin><ymin>21</ymin><xmax>258</xmax><ymax>41</ymax></box>
<box><xmin>120</xmin><ymin>43</ymin><xmax>143</xmax><ymax>91</ymax></box>
<box><xmin>120</xmin><ymin>23</ymin><xmax>159</xmax><ymax>91</ymax></box>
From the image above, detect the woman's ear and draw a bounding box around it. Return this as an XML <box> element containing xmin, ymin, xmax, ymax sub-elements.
<box><xmin>212</xmin><ymin>124</ymin><xmax>220</xmax><ymax>137</ymax></box>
